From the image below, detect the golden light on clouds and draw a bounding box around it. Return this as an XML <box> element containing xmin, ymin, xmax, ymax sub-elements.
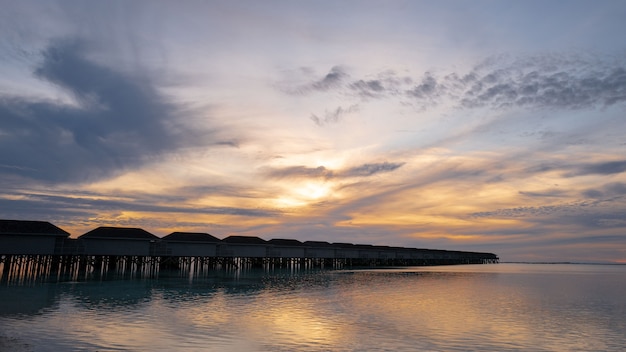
<box><xmin>296</xmin><ymin>182</ymin><xmax>332</xmax><ymax>200</ymax></box>
<box><xmin>1</xmin><ymin>2</ymin><xmax>625</xmax><ymax>262</ymax></box>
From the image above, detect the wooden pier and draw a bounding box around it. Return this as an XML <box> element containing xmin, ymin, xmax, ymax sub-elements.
<box><xmin>1</xmin><ymin>219</ymin><xmax>498</xmax><ymax>284</ymax></box>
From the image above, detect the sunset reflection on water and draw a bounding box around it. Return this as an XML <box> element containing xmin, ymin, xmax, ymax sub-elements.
<box><xmin>1</xmin><ymin>264</ymin><xmax>625</xmax><ymax>351</ymax></box>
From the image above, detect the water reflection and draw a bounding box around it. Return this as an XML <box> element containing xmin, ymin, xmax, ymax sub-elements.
<box><xmin>0</xmin><ymin>285</ymin><xmax>60</xmax><ymax>316</ymax></box>
<box><xmin>1</xmin><ymin>264</ymin><xmax>625</xmax><ymax>351</ymax></box>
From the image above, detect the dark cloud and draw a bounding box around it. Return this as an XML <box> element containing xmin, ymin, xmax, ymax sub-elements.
<box><xmin>343</xmin><ymin>162</ymin><xmax>405</xmax><ymax>177</ymax></box>
<box><xmin>407</xmin><ymin>73</ymin><xmax>440</xmax><ymax>100</ymax></box>
<box><xmin>283</xmin><ymin>66</ymin><xmax>348</xmax><ymax>95</ymax></box>
<box><xmin>519</xmin><ymin>189</ymin><xmax>567</xmax><ymax>198</ymax></box>
<box><xmin>582</xmin><ymin>189</ymin><xmax>605</xmax><ymax>199</ymax></box>
<box><xmin>282</xmin><ymin>67</ymin><xmax>412</xmax><ymax>99</ymax></box>
<box><xmin>348</xmin><ymin>71</ymin><xmax>411</xmax><ymax>99</ymax></box>
<box><xmin>0</xmin><ymin>39</ymin><xmax>206</xmax><ymax>184</ymax></box>
<box><xmin>0</xmin><ymin>191</ymin><xmax>279</xmax><ymax>220</ymax></box>
<box><xmin>582</xmin><ymin>182</ymin><xmax>626</xmax><ymax>199</ymax></box>
<box><xmin>264</xmin><ymin>165</ymin><xmax>334</xmax><ymax>179</ymax></box>
<box><xmin>351</xmin><ymin>79</ymin><xmax>384</xmax><ymax>92</ymax></box>
<box><xmin>312</xmin><ymin>66</ymin><xmax>347</xmax><ymax>91</ymax></box>
<box><xmin>264</xmin><ymin>161</ymin><xmax>405</xmax><ymax>179</ymax></box>
<box><xmin>402</xmin><ymin>57</ymin><xmax>626</xmax><ymax>110</ymax></box>
<box><xmin>470</xmin><ymin>200</ymin><xmax>599</xmax><ymax>219</ymax></box>
<box><xmin>349</xmin><ymin>79</ymin><xmax>385</xmax><ymax>98</ymax></box>
<box><xmin>470</xmin><ymin>194</ymin><xmax>626</xmax><ymax>233</ymax></box>
<box><xmin>0</xmin><ymin>195</ymin><xmax>93</xmax><ymax>222</ymax></box>
<box><xmin>310</xmin><ymin>105</ymin><xmax>358</xmax><ymax>126</ymax></box>
<box><xmin>543</xmin><ymin>234</ymin><xmax>626</xmax><ymax>246</ymax></box>
<box><xmin>569</xmin><ymin>160</ymin><xmax>626</xmax><ymax>176</ymax></box>
<box><xmin>605</xmin><ymin>182</ymin><xmax>626</xmax><ymax>195</ymax></box>
<box><xmin>283</xmin><ymin>55</ymin><xmax>626</xmax><ymax>112</ymax></box>
<box><xmin>521</xmin><ymin>160</ymin><xmax>626</xmax><ymax>179</ymax></box>
<box><xmin>545</xmin><ymin>211</ymin><xmax>626</xmax><ymax>230</ymax></box>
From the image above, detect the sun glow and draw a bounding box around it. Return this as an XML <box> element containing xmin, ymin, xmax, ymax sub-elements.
<box><xmin>275</xmin><ymin>197</ymin><xmax>307</xmax><ymax>208</ymax></box>
<box><xmin>272</xmin><ymin>181</ymin><xmax>333</xmax><ymax>209</ymax></box>
<box><xmin>296</xmin><ymin>182</ymin><xmax>331</xmax><ymax>200</ymax></box>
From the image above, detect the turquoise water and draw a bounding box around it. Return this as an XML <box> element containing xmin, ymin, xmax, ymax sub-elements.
<box><xmin>1</xmin><ymin>263</ymin><xmax>625</xmax><ymax>351</ymax></box>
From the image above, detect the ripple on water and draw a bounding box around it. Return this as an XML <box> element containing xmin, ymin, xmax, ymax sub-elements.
<box><xmin>1</xmin><ymin>264</ymin><xmax>625</xmax><ymax>351</ymax></box>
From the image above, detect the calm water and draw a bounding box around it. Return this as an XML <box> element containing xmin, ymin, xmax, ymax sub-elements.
<box><xmin>1</xmin><ymin>263</ymin><xmax>625</xmax><ymax>351</ymax></box>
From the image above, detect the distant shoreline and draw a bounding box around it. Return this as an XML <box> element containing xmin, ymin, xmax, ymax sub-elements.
<box><xmin>501</xmin><ymin>261</ymin><xmax>625</xmax><ymax>265</ymax></box>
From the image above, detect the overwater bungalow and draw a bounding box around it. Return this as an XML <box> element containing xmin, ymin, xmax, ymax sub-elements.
<box><xmin>161</xmin><ymin>232</ymin><xmax>220</xmax><ymax>257</ymax></box>
<box><xmin>0</xmin><ymin>219</ymin><xmax>70</xmax><ymax>255</ymax></box>
<box><xmin>373</xmin><ymin>246</ymin><xmax>397</xmax><ymax>260</ymax></box>
<box><xmin>267</xmin><ymin>239</ymin><xmax>306</xmax><ymax>258</ymax></box>
<box><xmin>219</xmin><ymin>235</ymin><xmax>267</xmax><ymax>258</ymax></box>
<box><xmin>303</xmin><ymin>241</ymin><xmax>335</xmax><ymax>258</ymax></box>
<box><xmin>354</xmin><ymin>244</ymin><xmax>380</xmax><ymax>259</ymax></box>
<box><xmin>79</xmin><ymin>226</ymin><xmax>159</xmax><ymax>256</ymax></box>
<box><xmin>332</xmin><ymin>242</ymin><xmax>359</xmax><ymax>259</ymax></box>
<box><xmin>1</xmin><ymin>218</ymin><xmax>499</xmax><ymax>283</ymax></box>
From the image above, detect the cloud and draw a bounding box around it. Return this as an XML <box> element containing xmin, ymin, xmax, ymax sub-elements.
<box><xmin>282</xmin><ymin>66</ymin><xmax>349</xmax><ymax>95</ymax></box>
<box><xmin>457</xmin><ymin>62</ymin><xmax>626</xmax><ymax>109</ymax></box>
<box><xmin>402</xmin><ymin>55</ymin><xmax>626</xmax><ymax>110</ymax></box>
<box><xmin>350</xmin><ymin>79</ymin><xmax>385</xmax><ymax>96</ymax></box>
<box><xmin>518</xmin><ymin>189</ymin><xmax>568</xmax><ymax>198</ymax></box>
<box><xmin>347</xmin><ymin>70</ymin><xmax>412</xmax><ymax>99</ymax></box>
<box><xmin>311</xmin><ymin>66</ymin><xmax>347</xmax><ymax>91</ymax></box>
<box><xmin>582</xmin><ymin>189</ymin><xmax>605</xmax><ymax>199</ymax></box>
<box><xmin>264</xmin><ymin>165</ymin><xmax>334</xmax><ymax>179</ymax></box>
<box><xmin>264</xmin><ymin>161</ymin><xmax>405</xmax><ymax>179</ymax></box>
<box><xmin>0</xmin><ymin>39</ymin><xmax>207</xmax><ymax>184</ymax></box>
<box><xmin>582</xmin><ymin>182</ymin><xmax>626</xmax><ymax>199</ymax></box>
<box><xmin>406</xmin><ymin>73</ymin><xmax>439</xmax><ymax>100</ymax></box>
<box><xmin>569</xmin><ymin>160</ymin><xmax>626</xmax><ymax>176</ymax></box>
<box><xmin>470</xmin><ymin>200</ymin><xmax>596</xmax><ymax>219</ymax></box>
<box><xmin>0</xmin><ymin>191</ymin><xmax>279</xmax><ymax>220</ymax></box>
<box><xmin>520</xmin><ymin>160</ymin><xmax>626</xmax><ymax>179</ymax></box>
<box><xmin>310</xmin><ymin>104</ymin><xmax>359</xmax><ymax>126</ymax></box>
<box><xmin>343</xmin><ymin>162</ymin><xmax>405</xmax><ymax>177</ymax></box>
<box><xmin>469</xmin><ymin>195</ymin><xmax>626</xmax><ymax>231</ymax></box>
<box><xmin>281</xmin><ymin>55</ymin><xmax>626</xmax><ymax>113</ymax></box>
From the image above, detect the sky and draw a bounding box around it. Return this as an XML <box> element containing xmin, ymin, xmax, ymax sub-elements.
<box><xmin>1</xmin><ymin>0</ymin><xmax>625</xmax><ymax>263</ymax></box>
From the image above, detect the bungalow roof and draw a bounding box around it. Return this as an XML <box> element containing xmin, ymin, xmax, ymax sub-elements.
<box><xmin>0</xmin><ymin>219</ymin><xmax>69</xmax><ymax>237</ymax></box>
<box><xmin>222</xmin><ymin>235</ymin><xmax>266</xmax><ymax>244</ymax></box>
<box><xmin>162</xmin><ymin>232</ymin><xmax>220</xmax><ymax>242</ymax></box>
<box><xmin>303</xmin><ymin>240</ymin><xmax>333</xmax><ymax>247</ymax></box>
<box><xmin>331</xmin><ymin>242</ymin><xmax>355</xmax><ymax>248</ymax></box>
<box><xmin>79</xmin><ymin>226</ymin><xmax>158</xmax><ymax>240</ymax></box>
<box><xmin>267</xmin><ymin>238</ymin><xmax>304</xmax><ymax>246</ymax></box>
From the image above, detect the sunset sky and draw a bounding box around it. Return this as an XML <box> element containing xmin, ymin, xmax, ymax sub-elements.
<box><xmin>1</xmin><ymin>1</ymin><xmax>625</xmax><ymax>262</ymax></box>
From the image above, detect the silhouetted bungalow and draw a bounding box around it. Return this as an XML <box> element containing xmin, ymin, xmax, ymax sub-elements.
<box><xmin>162</xmin><ymin>232</ymin><xmax>219</xmax><ymax>257</ymax></box>
<box><xmin>393</xmin><ymin>247</ymin><xmax>413</xmax><ymax>260</ymax></box>
<box><xmin>0</xmin><ymin>219</ymin><xmax>69</xmax><ymax>255</ymax></box>
<box><xmin>304</xmin><ymin>241</ymin><xmax>335</xmax><ymax>258</ymax></box>
<box><xmin>354</xmin><ymin>244</ymin><xmax>380</xmax><ymax>259</ymax></box>
<box><xmin>267</xmin><ymin>239</ymin><xmax>305</xmax><ymax>258</ymax></box>
<box><xmin>431</xmin><ymin>249</ymin><xmax>448</xmax><ymax>260</ymax></box>
<box><xmin>78</xmin><ymin>227</ymin><xmax>158</xmax><ymax>256</ymax></box>
<box><xmin>332</xmin><ymin>242</ymin><xmax>359</xmax><ymax>259</ymax></box>
<box><xmin>408</xmin><ymin>248</ymin><xmax>430</xmax><ymax>260</ymax></box>
<box><xmin>375</xmin><ymin>246</ymin><xmax>398</xmax><ymax>259</ymax></box>
<box><xmin>219</xmin><ymin>236</ymin><xmax>267</xmax><ymax>257</ymax></box>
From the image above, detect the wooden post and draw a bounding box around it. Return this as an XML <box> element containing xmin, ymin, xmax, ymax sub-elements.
<box><xmin>0</xmin><ymin>255</ymin><xmax>11</xmax><ymax>282</ymax></box>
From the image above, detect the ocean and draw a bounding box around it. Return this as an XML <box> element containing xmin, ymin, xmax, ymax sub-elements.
<box><xmin>1</xmin><ymin>263</ymin><xmax>625</xmax><ymax>351</ymax></box>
